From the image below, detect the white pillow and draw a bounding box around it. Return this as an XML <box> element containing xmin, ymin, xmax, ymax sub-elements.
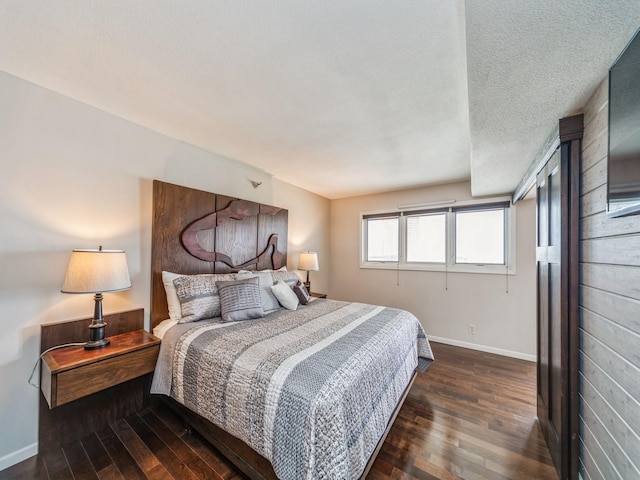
<box><xmin>162</xmin><ymin>271</ymin><xmax>183</xmax><ymax>321</ymax></box>
<box><xmin>270</xmin><ymin>280</ymin><xmax>299</xmax><ymax>310</ymax></box>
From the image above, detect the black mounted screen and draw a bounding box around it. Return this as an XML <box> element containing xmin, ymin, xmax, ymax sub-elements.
<box><xmin>608</xmin><ymin>28</ymin><xmax>640</xmax><ymax>217</ymax></box>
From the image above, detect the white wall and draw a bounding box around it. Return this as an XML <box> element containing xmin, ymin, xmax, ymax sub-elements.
<box><xmin>273</xmin><ymin>179</ymin><xmax>329</xmax><ymax>294</ymax></box>
<box><xmin>0</xmin><ymin>71</ymin><xmax>330</xmax><ymax>470</ymax></box>
<box><xmin>329</xmin><ymin>181</ymin><xmax>536</xmax><ymax>359</ymax></box>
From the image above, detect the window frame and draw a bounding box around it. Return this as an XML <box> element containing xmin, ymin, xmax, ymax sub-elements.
<box><xmin>363</xmin><ymin>213</ymin><xmax>401</xmax><ymax>263</ymax></box>
<box><xmin>360</xmin><ymin>197</ymin><xmax>516</xmax><ymax>275</ymax></box>
<box><xmin>404</xmin><ymin>209</ymin><xmax>448</xmax><ymax>265</ymax></box>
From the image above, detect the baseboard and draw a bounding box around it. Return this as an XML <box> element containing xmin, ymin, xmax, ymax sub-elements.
<box><xmin>0</xmin><ymin>442</ymin><xmax>38</xmax><ymax>472</ymax></box>
<box><xmin>429</xmin><ymin>336</ymin><xmax>536</xmax><ymax>362</ymax></box>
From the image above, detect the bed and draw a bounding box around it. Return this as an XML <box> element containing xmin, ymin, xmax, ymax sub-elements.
<box><xmin>149</xmin><ymin>180</ymin><xmax>433</xmax><ymax>480</ymax></box>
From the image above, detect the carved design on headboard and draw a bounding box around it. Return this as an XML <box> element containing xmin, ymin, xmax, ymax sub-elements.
<box><xmin>181</xmin><ymin>199</ymin><xmax>285</xmax><ymax>269</ymax></box>
<box><xmin>232</xmin><ymin>233</ymin><xmax>285</xmax><ymax>270</ymax></box>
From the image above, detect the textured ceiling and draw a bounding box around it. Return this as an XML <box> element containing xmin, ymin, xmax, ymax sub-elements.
<box><xmin>466</xmin><ymin>0</ymin><xmax>640</xmax><ymax>196</ymax></box>
<box><xmin>0</xmin><ymin>1</ymin><xmax>639</xmax><ymax>199</ymax></box>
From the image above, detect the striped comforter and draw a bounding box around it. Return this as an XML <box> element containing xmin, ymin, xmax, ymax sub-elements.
<box><xmin>152</xmin><ymin>299</ymin><xmax>433</xmax><ymax>480</ymax></box>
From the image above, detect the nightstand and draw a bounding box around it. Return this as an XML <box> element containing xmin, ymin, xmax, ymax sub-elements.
<box><xmin>310</xmin><ymin>292</ymin><xmax>327</xmax><ymax>299</ymax></box>
<box><xmin>41</xmin><ymin>330</ymin><xmax>160</xmax><ymax>409</ymax></box>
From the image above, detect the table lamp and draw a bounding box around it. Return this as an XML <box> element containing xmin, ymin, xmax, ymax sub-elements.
<box><xmin>61</xmin><ymin>246</ymin><xmax>131</xmax><ymax>349</ymax></box>
<box><xmin>298</xmin><ymin>251</ymin><xmax>319</xmax><ymax>293</ymax></box>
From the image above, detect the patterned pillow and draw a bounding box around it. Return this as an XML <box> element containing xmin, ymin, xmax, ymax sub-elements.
<box><xmin>293</xmin><ymin>280</ymin><xmax>311</xmax><ymax>305</ymax></box>
<box><xmin>216</xmin><ymin>277</ymin><xmax>265</xmax><ymax>322</ymax></box>
<box><xmin>270</xmin><ymin>271</ymin><xmax>301</xmax><ymax>287</ymax></box>
<box><xmin>235</xmin><ymin>271</ymin><xmax>281</xmax><ymax>312</ymax></box>
<box><xmin>173</xmin><ymin>273</ymin><xmax>235</xmax><ymax>323</ymax></box>
<box><xmin>270</xmin><ymin>280</ymin><xmax>300</xmax><ymax>310</ymax></box>
<box><xmin>237</xmin><ymin>266</ymin><xmax>288</xmax><ymax>273</ymax></box>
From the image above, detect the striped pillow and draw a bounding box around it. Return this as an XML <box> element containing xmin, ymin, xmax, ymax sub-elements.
<box><xmin>236</xmin><ymin>271</ymin><xmax>281</xmax><ymax>312</ymax></box>
<box><xmin>293</xmin><ymin>280</ymin><xmax>311</xmax><ymax>305</ymax></box>
<box><xmin>216</xmin><ymin>277</ymin><xmax>265</xmax><ymax>322</ymax></box>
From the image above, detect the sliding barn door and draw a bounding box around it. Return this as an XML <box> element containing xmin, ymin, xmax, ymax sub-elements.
<box><xmin>536</xmin><ymin>115</ymin><xmax>582</xmax><ymax>480</ymax></box>
<box><xmin>536</xmin><ymin>148</ymin><xmax>564</xmax><ymax>473</ymax></box>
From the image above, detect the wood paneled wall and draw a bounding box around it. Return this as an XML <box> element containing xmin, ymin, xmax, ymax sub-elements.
<box><xmin>578</xmin><ymin>78</ymin><xmax>640</xmax><ymax>479</ymax></box>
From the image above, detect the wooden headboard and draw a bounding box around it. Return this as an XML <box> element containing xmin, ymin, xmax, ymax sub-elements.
<box><xmin>150</xmin><ymin>180</ymin><xmax>288</xmax><ymax>329</ymax></box>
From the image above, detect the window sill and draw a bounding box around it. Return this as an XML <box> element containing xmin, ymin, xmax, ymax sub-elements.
<box><xmin>360</xmin><ymin>262</ymin><xmax>516</xmax><ymax>275</ymax></box>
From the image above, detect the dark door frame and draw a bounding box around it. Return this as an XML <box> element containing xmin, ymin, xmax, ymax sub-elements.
<box><xmin>565</xmin><ymin>116</ymin><xmax>582</xmax><ymax>480</ymax></box>
<box><xmin>516</xmin><ymin>115</ymin><xmax>582</xmax><ymax>480</ymax></box>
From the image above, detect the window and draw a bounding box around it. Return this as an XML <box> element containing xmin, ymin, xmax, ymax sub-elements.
<box><xmin>454</xmin><ymin>208</ymin><xmax>505</xmax><ymax>264</ymax></box>
<box><xmin>361</xmin><ymin>199</ymin><xmax>514</xmax><ymax>274</ymax></box>
<box><xmin>406</xmin><ymin>212</ymin><xmax>446</xmax><ymax>263</ymax></box>
<box><xmin>364</xmin><ymin>215</ymin><xmax>399</xmax><ymax>262</ymax></box>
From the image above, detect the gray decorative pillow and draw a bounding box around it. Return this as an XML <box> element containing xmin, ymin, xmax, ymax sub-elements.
<box><xmin>293</xmin><ymin>280</ymin><xmax>311</xmax><ymax>305</ymax></box>
<box><xmin>216</xmin><ymin>277</ymin><xmax>265</xmax><ymax>322</ymax></box>
<box><xmin>235</xmin><ymin>271</ymin><xmax>280</xmax><ymax>312</ymax></box>
<box><xmin>270</xmin><ymin>280</ymin><xmax>299</xmax><ymax>310</ymax></box>
<box><xmin>173</xmin><ymin>273</ymin><xmax>235</xmax><ymax>323</ymax></box>
<box><xmin>270</xmin><ymin>271</ymin><xmax>301</xmax><ymax>287</ymax></box>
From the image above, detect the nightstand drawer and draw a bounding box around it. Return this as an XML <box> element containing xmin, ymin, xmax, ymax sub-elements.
<box><xmin>56</xmin><ymin>344</ymin><xmax>159</xmax><ymax>406</ymax></box>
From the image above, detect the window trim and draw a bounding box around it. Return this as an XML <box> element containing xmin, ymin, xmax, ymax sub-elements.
<box><xmin>360</xmin><ymin>197</ymin><xmax>516</xmax><ymax>275</ymax></box>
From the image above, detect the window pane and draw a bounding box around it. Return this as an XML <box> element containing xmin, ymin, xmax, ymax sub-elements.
<box><xmin>406</xmin><ymin>214</ymin><xmax>446</xmax><ymax>263</ymax></box>
<box><xmin>367</xmin><ymin>217</ymin><xmax>399</xmax><ymax>262</ymax></box>
<box><xmin>455</xmin><ymin>209</ymin><xmax>505</xmax><ymax>264</ymax></box>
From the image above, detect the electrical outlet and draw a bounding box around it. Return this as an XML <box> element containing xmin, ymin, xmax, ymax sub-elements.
<box><xmin>468</xmin><ymin>324</ymin><xmax>476</xmax><ymax>334</ymax></box>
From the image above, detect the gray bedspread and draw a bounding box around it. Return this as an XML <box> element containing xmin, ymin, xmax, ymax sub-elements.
<box><xmin>151</xmin><ymin>299</ymin><xmax>433</xmax><ymax>480</ymax></box>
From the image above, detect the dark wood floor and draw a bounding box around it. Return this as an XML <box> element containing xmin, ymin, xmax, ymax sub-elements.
<box><xmin>0</xmin><ymin>342</ymin><xmax>558</xmax><ymax>480</ymax></box>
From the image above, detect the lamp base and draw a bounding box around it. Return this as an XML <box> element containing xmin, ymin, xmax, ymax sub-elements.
<box><xmin>84</xmin><ymin>338</ymin><xmax>111</xmax><ymax>350</ymax></box>
<box><xmin>304</xmin><ymin>281</ymin><xmax>311</xmax><ymax>292</ymax></box>
<box><xmin>85</xmin><ymin>319</ymin><xmax>110</xmax><ymax>350</ymax></box>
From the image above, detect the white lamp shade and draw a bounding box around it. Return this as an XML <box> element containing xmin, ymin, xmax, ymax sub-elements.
<box><xmin>61</xmin><ymin>249</ymin><xmax>131</xmax><ymax>294</ymax></box>
<box><xmin>298</xmin><ymin>252</ymin><xmax>319</xmax><ymax>271</ymax></box>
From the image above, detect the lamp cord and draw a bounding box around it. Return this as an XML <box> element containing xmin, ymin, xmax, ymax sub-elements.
<box><xmin>444</xmin><ymin>238</ymin><xmax>449</xmax><ymax>291</ymax></box>
<box><xmin>28</xmin><ymin>342</ymin><xmax>86</xmax><ymax>389</ymax></box>
<box><xmin>505</xmin><ymin>264</ymin><xmax>509</xmax><ymax>294</ymax></box>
